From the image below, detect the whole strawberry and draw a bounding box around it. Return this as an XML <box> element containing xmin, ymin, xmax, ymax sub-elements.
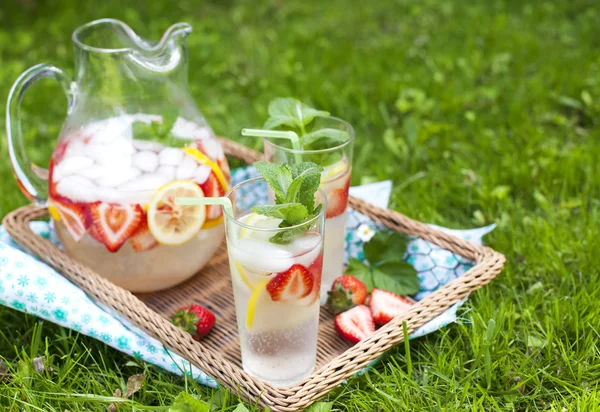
<box><xmin>172</xmin><ymin>304</ymin><xmax>216</xmax><ymax>340</ymax></box>
<box><xmin>326</xmin><ymin>275</ymin><xmax>367</xmax><ymax>315</ymax></box>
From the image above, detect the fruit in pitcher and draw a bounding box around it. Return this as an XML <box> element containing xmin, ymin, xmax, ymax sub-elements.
<box><xmin>51</xmin><ymin>197</ymin><xmax>88</xmax><ymax>242</ymax></box>
<box><xmin>326</xmin><ymin>275</ymin><xmax>367</xmax><ymax>315</ymax></box>
<box><xmin>334</xmin><ymin>305</ymin><xmax>375</xmax><ymax>344</ymax></box>
<box><xmin>88</xmin><ymin>202</ymin><xmax>143</xmax><ymax>252</ymax></box>
<box><xmin>147</xmin><ymin>180</ymin><xmax>206</xmax><ymax>245</ymax></box>
<box><xmin>267</xmin><ymin>264</ymin><xmax>314</xmax><ymax>302</ymax></box>
<box><xmin>369</xmin><ymin>288</ymin><xmax>415</xmax><ymax>325</ymax></box>
<box><xmin>172</xmin><ymin>304</ymin><xmax>216</xmax><ymax>340</ymax></box>
<box><xmin>129</xmin><ymin>219</ymin><xmax>158</xmax><ymax>252</ymax></box>
<box><xmin>200</xmin><ymin>173</ymin><xmax>225</xmax><ymax>220</ymax></box>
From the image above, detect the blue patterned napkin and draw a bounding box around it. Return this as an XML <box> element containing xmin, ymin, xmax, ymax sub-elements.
<box><xmin>0</xmin><ymin>166</ymin><xmax>494</xmax><ymax>385</ymax></box>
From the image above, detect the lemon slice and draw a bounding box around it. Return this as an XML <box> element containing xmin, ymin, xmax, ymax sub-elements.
<box><xmin>147</xmin><ymin>180</ymin><xmax>206</xmax><ymax>245</ymax></box>
<box><xmin>322</xmin><ymin>159</ymin><xmax>348</xmax><ymax>181</ymax></box>
<box><xmin>48</xmin><ymin>204</ymin><xmax>61</xmax><ymax>221</ymax></box>
<box><xmin>182</xmin><ymin>147</ymin><xmax>229</xmax><ymax>192</ymax></box>
<box><xmin>235</xmin><ymin>261</ymin><xmax>255</xmax><ymax>290</ymax></box>
<box><xmin>246</xmin><ymin>279</ymin><xmax>269</xmax><ymax>329</ymax></box>
<box><xmin>202</xmin><ymin>216</ymin><xmax>224</xmax><ymax>230</ymax></box>
<box><xmin>239</xmin><ymin>212</ymin><xmax>266</xmax><ymax>239</ymax></box>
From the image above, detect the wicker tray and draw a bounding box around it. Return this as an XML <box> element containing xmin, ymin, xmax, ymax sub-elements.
<box><xmin>2</xmin><ymin>138</ymin><xmax>505</xmax><ymax>411</ymax></box>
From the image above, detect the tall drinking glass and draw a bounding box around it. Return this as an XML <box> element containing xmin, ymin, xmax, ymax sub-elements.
<box><xmin>224</xmin><ymin>177</ymin><xmax>326</xmax><ymax>387</ymax></box>
<box><xmin>263</xmin><ymin>117</ymin><xmax>354</xmax><ymax>303</ymax></box>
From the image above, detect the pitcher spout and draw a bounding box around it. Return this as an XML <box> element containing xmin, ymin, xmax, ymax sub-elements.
<box><xmin>72</xmin><ymin>19</ymin><xmax>192</xmax><ymax>73</ymax></box>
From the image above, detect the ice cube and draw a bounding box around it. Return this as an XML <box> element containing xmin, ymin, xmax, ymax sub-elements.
<box><xmin>171</xmin><ymin>117</ymin><xmax>214</xmax><ymax>140</ymax></box>
<box><xmin>118</xmin><ymin>173</ymin><xmax>171</xmax><ymax>192</ymax></box>
<box><xmin>133</xmin><ymin>151</ymin><xmax>159</xmax><ymax>173</ymax></box>
<box><xmin>54</xmin><ymin>156</ymin><xmax>94</xmax><ymax>177</ymax></box>
<box><xmin>75</xmin><ymin>165</ymin><xmax>107</xmax><ymax>180</ymax></box>
<box><xmin>95</xmin><ymin>167</ymin><xmax>141</xmax><ymax>188</ymax></box>
<box><xmin>192</xmin><ymin>165</ymin><xmax>211</xmax><ymax>184</ymax></box>
<box><xmin>55</xmin><ymin>175</ymin><xmax>97</xmax><ymax>202</ymax></box>
<box><xmin>64</xmin><ymin>139</ymin><xmax>86</xmax><ymax>157</ymax></box>
<box><xmin>132</xmin><ymin>139</ymin><xmax>164</xmax><ymax>152</ymax></box>
<box><xmin>158</xmin><ymin>147</ymin><xmax>184</xmax><ymax>166</ymax></box>
<box><xmin>85</xmin><ymin>143</ymin><xmax>132</xmax><ymax>168</ymax></box>
<box><xmin>112</xmin><ymin>138</ymin><xmax>135</xmax><ymax>156</ymax></box>
<box><xmin>230</xmin><ymin>239</ymin><xmax>295</xmax><ymax>273</ymax></box>
<box><xmin>175</xmin><ymin>155</ymin><xmax>197</xmax><ymax>180</ymax></box>
<box><xmin>82</xmin><ymin>118</ymin><xmax>130</xmax><ymax>145</ymax></box>
<box><xmin>197</xmin><ymin>138</ymin><xmax>223</xmax><ymax>161</ymax></box>
<box><xmin>286</xmin><ymin>232</ymin><xmax>322</xmax><ymax>268</ymax></box>
<box><xmin>156</xmin><ymin>165</ymin><xmax>175</xmax><ymax>181</ymax></box>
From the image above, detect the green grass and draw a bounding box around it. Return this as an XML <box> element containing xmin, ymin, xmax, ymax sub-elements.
<box><xmin>1</xmin><ymin>0</ymin><xmax>600</xmax><ymax>410</ymax></box>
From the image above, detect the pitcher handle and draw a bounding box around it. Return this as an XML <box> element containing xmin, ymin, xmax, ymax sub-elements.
<box><xmin>6</xmin><ymin>63</ymin><xmax>75</xmax><ymax>205</ymax></box>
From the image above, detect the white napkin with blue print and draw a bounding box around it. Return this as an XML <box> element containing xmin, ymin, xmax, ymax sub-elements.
<box><xmin>0</xmin><ymin>165</ymin><xmax>495</xmax><ymax>385</ymax></box>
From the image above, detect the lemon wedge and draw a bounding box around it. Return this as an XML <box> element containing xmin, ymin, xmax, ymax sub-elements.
<box><xmin>182</xmin><ymin>147</ymin><xmax>229</xmax><ymax>192</ymax></box>
<box><xmin>235</xmin><ymin>261</ymin><xmax>255</xmax><ymax>290</ymax></box>
<box><xmin>147</xmin><ymin>180</ymin><xmax>206</xmax><ymax>245</ymax></box>
<box><xmin>246</xmin><ymin>279</ymin><xmax>269</xmax><ymax>329</ymax></box>
<box><xmin>322</xmin><ymin>160</ymin><xmax>348</xmax><ymax>182</ymax></box>
<box><xmin>48</xmin><ymin>204</ymin><xmax>61</xmax><ymax>221</ymax></box>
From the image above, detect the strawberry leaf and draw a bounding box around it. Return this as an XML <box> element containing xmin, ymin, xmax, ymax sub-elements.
<box><xmin>363</xmin><ymin>231</ymin><xmax>411</xmax><ymax>265</ymax></box>
<box><xmin>372</xmin><ymin>260</ymin><xmax>420</xmax><ymax>295</ymax></box>
<box><xmin>346</xmin><ymin>258</ymin><xmax>375</xmax><ymax>290</ymax></box>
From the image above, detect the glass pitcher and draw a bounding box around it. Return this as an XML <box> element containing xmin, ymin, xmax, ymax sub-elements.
<box><xmin>6</xmin><ymin>19</ymin><xmax>231</xmax><ymax>292</ymax></box>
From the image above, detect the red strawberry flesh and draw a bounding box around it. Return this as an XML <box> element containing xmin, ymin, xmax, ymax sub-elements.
<box><xmin>334</xmin><ymin>305</ymin><xmax>375</xmax><ymax>344</ymax></box>
<box><xmin>369</xmin><ymin>288</ymin><xmax>415</xmax><ymax>325</ymax></box>
<box><xmin>52</xmin><ymin>197</ymin><xmax>88</xmax><ymax>242</ymax></box>
<box><xmin>88</xmin><ymin>202</ymin><xmax>143</xmax><ymax>252</ymax></box>
<box><xmin>327</xmin><ymin>275</ymin><xmax>367</xmax><ymax>314</ymax></box>
<box><xmin>267</xmin><ymin>264</ymin><xmax>314</xmax><ymax>302</ymax></box>
<box><xmin>200</xmin><ymin>173</ymin><xmax>225</xmax><ymax>220</ymax></box>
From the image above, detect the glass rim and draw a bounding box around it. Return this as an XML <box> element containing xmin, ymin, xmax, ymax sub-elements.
<box><xmin>263</xmin><ymin>116</ymin><xmax>355</xmax><ymax>155</ymax></box>
<box><xmin>223</xmin><ymin>176</ymin><xmax>327</xmax><ymax>232</ymax></box>
<box><xmin>72</xmin><ymin>18</ymin><xmax>192</xmax><ymax>54</ymax></box>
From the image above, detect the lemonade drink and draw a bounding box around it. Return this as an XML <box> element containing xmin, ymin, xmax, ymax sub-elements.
<box><xmin>47</xmin><ymin>114</ymin><xmax>230</xmax><ymax>292</ymax></box>
<box><xmin>223</xmin><ymin>177</ymin><xmax>326</xmax><ymax>387</ymax></box>
<box><xmin>263</xmin><ymin>116</ymin><xmax>354</xmax><ymax>303</ymax></box>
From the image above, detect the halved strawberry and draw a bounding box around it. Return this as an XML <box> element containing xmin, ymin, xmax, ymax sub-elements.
<box><xmin>307</xmin><ymin>254</ymin><xmax>324</xmax><ymax>304</ymax></box>
<box><xmin>326</xmin><ymin>179</ymin><xmax>350</xmax><ymax>218</ymax></box>
<box><xmin>327</xmin><ymin>275</ymin><xmax>367</xmax><ymax>314</ymax></box>
<box><xmin>217</xmin><ymin>156</ymin><xmax>231</xmax><ymax>186</ymax></box>
<box><xmin>51</xmin><ymin>197</ymin><xmax>88</xmax><ymax>242</ymax></box>
<box><xmin>334</xmin><ymin>305</ymin><xmax>375</xmax><ymax>344</ymax></box>
<box><xmin>88</xmin><ymin>202</ymin><xmax>143</xmax><ymax>252</ymax></box>
<box><xmin>129</xmin><ymin>218</ymin><xmax>158</xmax><ymax>252</ymax></box>
<box><xmin>200</xmin><ymin>173</ymin><xmax>225</xmax><ymax>220</ymax></box>
<box><xmin>267</xmin><ymin>264</ymin><xmax>314</xmax><ymax>302</ymax></box>
<box><xmin>369</xmin><ymin>288</ymin><xmax>415</xmax><ymax>326</ymax></box>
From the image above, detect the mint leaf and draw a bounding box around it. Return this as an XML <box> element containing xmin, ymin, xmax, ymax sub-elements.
<box><xmin>301</xmin><ymin>128</ymin><xmax>349</xmax><ymax>147</ymax></box>
<box><xmin>269</xmin><ymin>225</ymin><xmax>308</xmax><ymax>244</ymax></box>
<box><xmin>346</xmin><ymin>258</ymin><xmax>375</xmax><ymax>290</ymax></box>
<box><xmin>252</xmin><ymin>203</ymin><xmax>308</xmax><ymax>225</ymax></box>
<box><xmin>372</xmin><ymin>260</ymin><xmax>420</xmax><ymax>295</ymax></box>
<box><xmin>169</xmin><ymin>392</ymin><xmax>210</xmax><ymax>412</ymax></box>
<box><xmin>161</xmin><ymin>106</ymin><xmax>180</xmax><ymax>134</ymax></box>
<box><xmin>285</xmin><ymin>162</ymin><xmax>323</xmax><ymax>212</ymax></box>
<box><xmin>253</xmin><ymin>161</ymin><xmax>292</xmax><ymax>203</ymax></box>
<box><xmin>264</xmin><ymin>97</ymin><xmax>329</xmax><ymax>131</ymax></box>
<box><xmin>363</xmin><ymin>231</ymin><xmax>411</xmax><ymax>264</ymax></box>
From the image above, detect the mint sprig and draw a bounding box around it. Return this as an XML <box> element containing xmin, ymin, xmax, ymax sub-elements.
<box><xmin>252</xmin><ymin>161</ymin><xmax>324</xmax><ymax>244</ymax></box>
<box><xmin>263</xmin><ymin>98</ymin><xmax>350</xmax><ymax>165</ymax></box>
<box><xmin>346</xmin><ymin>231</ymin><xmax>420</xmax><ymax>296</ymax></box>
<box><xmin>132</xmin><ymin>107</ymin><xmax>181</xmax><ymax>146</ymax></box>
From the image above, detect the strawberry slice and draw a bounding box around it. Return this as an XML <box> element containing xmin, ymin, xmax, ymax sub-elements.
<box><xmin>52</xmin><ymin>197</ymin><xmax>88</xmax><ymax>242</ymax></box>
<box><xmin>369</xmin><ymin>288</ymin><xmax>415</xmax><ymax>325</ymax></box>
<box><xmin>326</xmin><ymin>179</ymin><xmax>350</xmax><ymax>218</ymax></box>
<box><xmin>129</xmin><ymin>217</ymin><xmax>158</xmax><ymax>252</ymax></box>
<box><xmin>217</xmin><ymin>156</ymin><xmax>231</xmax><ymax>186</ymax></box>
<box><xmin>334</xmin><ymin>305</ymin><xmax>375</xmax><ymax>344</ymax></box>
<box><xmin>88</xmin><ymin>202</ymin><xmax>143</xmax><ymax>252</ymax></box>
<box><xmin>307</xmin><ymin>254</ymin><xmax>324</xmax><ymax>304</ymax></box>
<box><xmin>200</xmin><ymin>173</ymin><xmax>225</xmax><ymax>220</ymax></box>
<box><xmin>267</xmin><ymin>264</ymin><xmax>314</xmax><ymax>302</ymax></box>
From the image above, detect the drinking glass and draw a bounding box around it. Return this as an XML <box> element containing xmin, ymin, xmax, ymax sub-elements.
<box><xmin>263</xmin><ymin>117</ymin><xmax>354</xmax><ymax>303</ymax></box>
<box><xmin>224</xmin><ymin>177</ymin><xmax>326</xmax><ymax>386</ymax></box>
